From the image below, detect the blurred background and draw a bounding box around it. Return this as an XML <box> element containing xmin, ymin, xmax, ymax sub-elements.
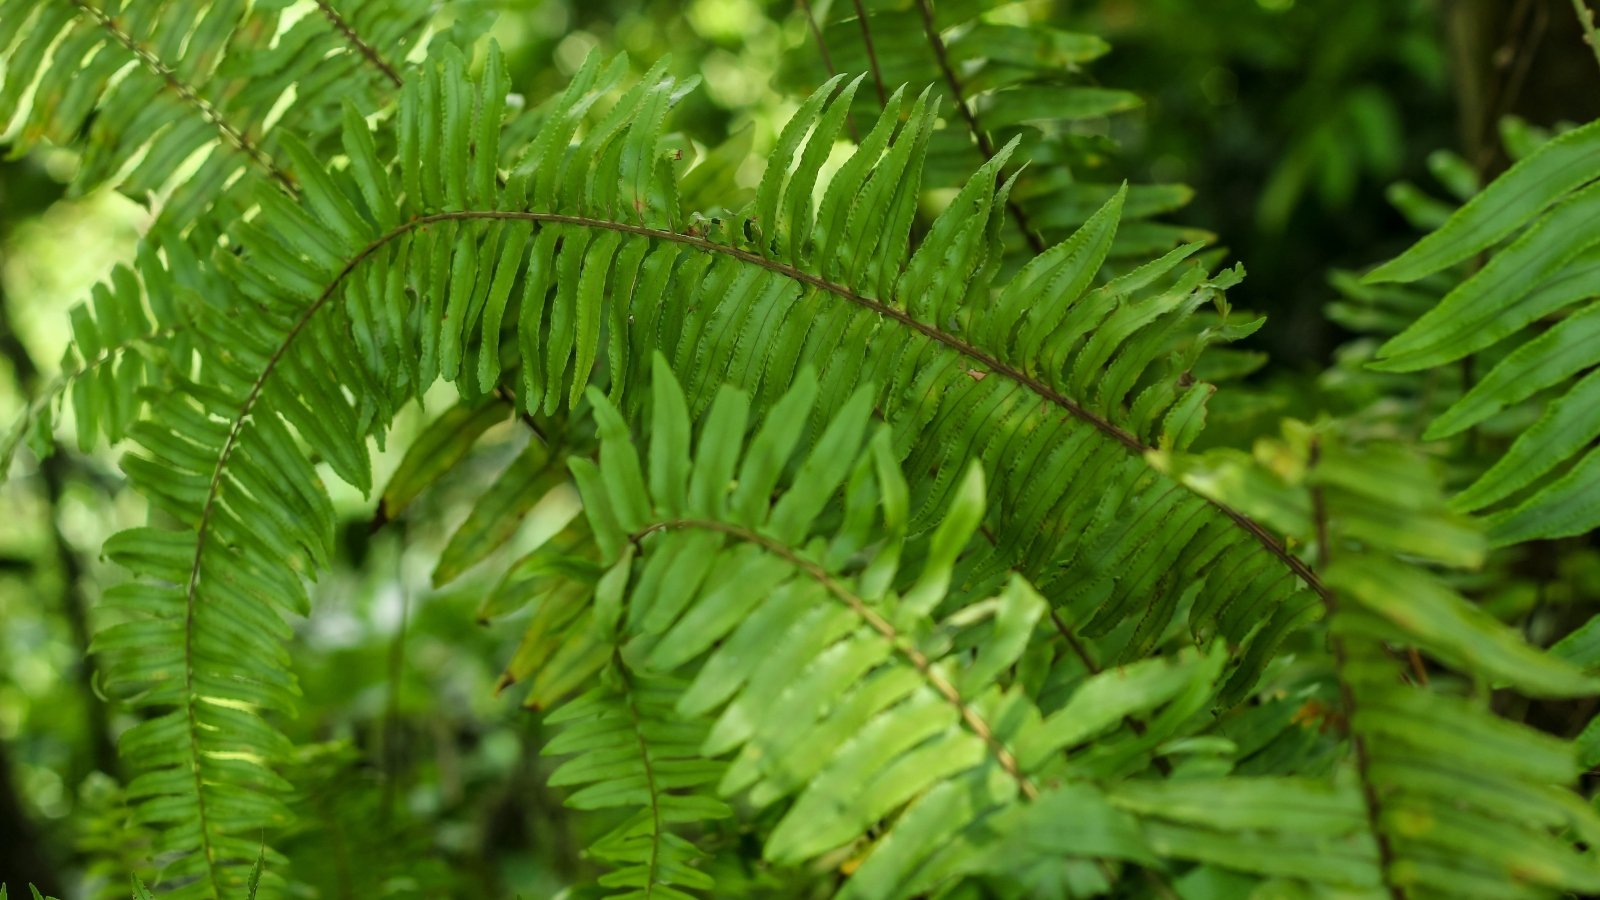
<box><xmin>2</xmin><ymin>0</ymin><xmax>1598</xmax><ymax>894</ymax></box>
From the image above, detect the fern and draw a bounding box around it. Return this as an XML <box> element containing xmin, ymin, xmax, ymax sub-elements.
<box><xmin>270</xmin><ymin>45</ymin><xmax>1310</xmax><ymax>711</ymax></box>
<box><xmin>555</xmin><ymin>357</ymin><xmax>1167</xmax><ymax>896</ymax></box>
<box><xmin>783</xmin><ymin>0</ymin><xmax>1201</xmax><ymax>257</ymax></box>
<box><xmin>7</xmin><ymin>3</ymin><xmax>1600</xmax><ymax>896</ymax></box>
<box><xmin>1165</xmin><ymin>423</ymin><xmax>1600</xmax><ymax>897</ymax></box>
<box><xmin>544</xmin><ymin>670</ymin><xmax>728</xmax><ymax>898</ymax></box>
<box><xmin>11</xmin><ymin>31</ymin><xmax>1322</xmax><ymax>890</ymax></box>
<box><xmin>1365</xmin><ymin>118</ymin><xmax>1600</xmax><ymax>544</ymax></box>
<box><xmin>0</xmin><ymin>0</ymin><xmax>445</xmax><ymax>475</ymax></box>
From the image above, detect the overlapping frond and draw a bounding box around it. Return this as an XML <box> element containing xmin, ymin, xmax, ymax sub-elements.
<box><xmin>34</xmin><ymin>26</ymin><xmax>1476</xmax><ymax>892</ymax></box>
<box><xmin>0</xmin><ymin>0</ymin><xmax>431</xmax><ymax>221</ymax></box>
<box><xmin>310</xmin><ymin>48</ymin><xmax>1303</xmax><ymax>703</ymax></box>
<box><xmin>66</xmin><ymin>49</ymin><xmax>1340</xmax><ymax>889</ymax></box>
<box><xmin>782</xmin><ymin>0</ymin><xmax>1202</xmax><ymax>257</ymax></box>
<box><xmin>1365</xmin><ymin>119</ymin><xmax>1600</xmax><ymax>544</ymax></box>
<box><xmin>549</xmin><ymin>357</ymin><xmax>1168</xmax><ymax>897</ymax></box>
<box><xmin>1167</xmin><ymin>423</ymin><xmax>1600</xmax><ymax>898</ymax></box>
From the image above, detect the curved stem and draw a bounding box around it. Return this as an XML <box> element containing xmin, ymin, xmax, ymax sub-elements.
<box><xmin>629</xmin><ymin>517</ymin><xmax>1038</xmax><ymax>799</ymax></box>
<box><xmin>188</xmin><ymin>208</ymin><xmax>1335</xmax><ymax>737</ymax></box>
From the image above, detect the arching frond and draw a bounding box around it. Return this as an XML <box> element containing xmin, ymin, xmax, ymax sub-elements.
<box><xmin>249</xmin><ymin>47</ymin><xmax>1304</xmax><ymax>705</ymax></box>
<box><xmin>82</xmin><ymin>42</ymin><xmax>1330</xmax><ymax>891</ymax></box>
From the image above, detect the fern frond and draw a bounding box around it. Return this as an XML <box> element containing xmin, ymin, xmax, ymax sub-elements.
<box><xmin>0</xmin><ymin>0</ymin><xmax>442</xmax><ymax>477</ymax></box>
<box><xmin>265</xmin><ymin>49</ymin><xmax>1309</xmax><ymax>703</ymax></box>
<box><xmin>0</xmin><ymin>0</ymin><xmax>431</xmax><ymax>221</ymax></box>
<box><xmin>557</xmin><ymin>356</ymin><xmax>1171</xmax><ymax>897</ymax></box>
<box><xmin>1365</xmin><ymin>119</ymin><xmax>1600</xmax><ymax>543</ymax></box>
<box><xmin>544</xmin><ymin>670</ymin><xmax>730</xmax><ymax>898</ymax></box>
<box><xmin>85</xmin><ymin>45</ymin><xmax>1319</xmax><ymax>888</ymax></box>
<box><xmin>784</xmin><ymin>0</ymin><xmax>1199</xmax><ymax>257</ymax></box>
<box><xmin>1167</xmin><ymin>422</ymin><xmax>1600</xmax><ymax>898</ymax></box>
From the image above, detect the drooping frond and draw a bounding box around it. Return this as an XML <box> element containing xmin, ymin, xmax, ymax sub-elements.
<box><xmin>0</xmin><ymin>0</ymin><xmax>433</xmax><ymax>222</ymax></box>
<box><xmin>551</xmin><ymin>356</ymin><xmax>1174</xmax><ymax>897</ymax></box>
<box><xmin>1166</xmin><ymin>422</ymin><xmax>1600</xmax><ymax>898</ymax></box>
<box><xmin>783</xmin><ymin>0</ymin><xmax>1201</xmax><ymax>257</ymax></box>
<box><xmin>1365</xmin><ymin>118</ymin><xmax>1600</xmax><ymax>544</ymax></box>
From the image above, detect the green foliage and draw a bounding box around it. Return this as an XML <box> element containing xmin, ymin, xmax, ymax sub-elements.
<box><xmin>2</xmin><ymin>1</ymin><xmax>1600</xmax><ymax>898</ymax></box>
<box><xmin>778</xmin><ymin>0</ymin><xmax>1196</xmax><ymax>257</ymax></box>
<box><xmin>1367</xmin><ymin>117</ymin><xmax>1600</xmax><ymax>544</ymax></box>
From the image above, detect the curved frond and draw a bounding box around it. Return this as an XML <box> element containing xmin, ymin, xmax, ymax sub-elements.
<box><xmin>559</xmin><ymin>357</ymin><xmax>1165</xmax><ymax>897</ymax></box>
<box><xmin>201</xmin><ymin>48</ymin><xmax>1309</xmax><ymax>706</ymax></box>
<box><xmin>84</xmin><ymin>43</ymin><xmax>1339</xmax><ymax>891</ymax></box>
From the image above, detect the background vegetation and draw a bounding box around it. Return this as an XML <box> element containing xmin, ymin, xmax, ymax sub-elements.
<box><xmin>3</xmin><ymin>0</ymin><xmax>1600</xmax><ymax>896</ymax></box>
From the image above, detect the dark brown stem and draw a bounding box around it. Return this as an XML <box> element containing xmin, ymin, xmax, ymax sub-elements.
<box><xmin>796</xmin><ymin>0</ymin><xmax>861</xmax><ymax>143</ymax></box>
<box><xmin>493</xmin><ymin>384</ymin><xmax>547</xmax><ymax>442</ymax></box>
<box><xmin>911</xmin><ymin>0</ymin><xmax>1047</xmax><ymax>254</ymax></box>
